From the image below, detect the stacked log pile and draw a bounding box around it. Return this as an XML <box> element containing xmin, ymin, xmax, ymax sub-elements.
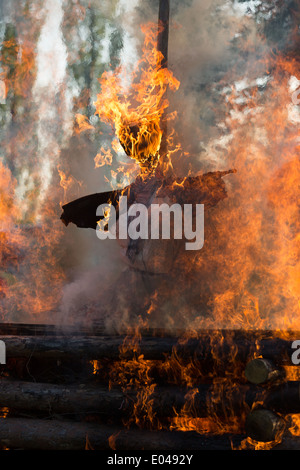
<box><xmin>0</xmin><ymin>326</ymin><xmax>299</xmax><ymax>450</ymax></box>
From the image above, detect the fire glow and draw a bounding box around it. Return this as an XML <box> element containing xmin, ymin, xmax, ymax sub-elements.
<box><xmin>0</xmin><ymin>0</ymin><xmax>299</xmax><ymax>452</ymax></box>
<box><xmin>93</xmin><ymin>22</ymin><xmax>180</xmax><ymax>174</ymax></box>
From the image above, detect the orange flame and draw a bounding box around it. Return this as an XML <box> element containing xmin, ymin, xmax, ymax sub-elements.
<box><xmin>94</xmin><ymin>147</ymin><xmax>113</xmax><ymax>168</ymax></box>
<box><xmin>74</xmin><ymin>113</ymin><xmax>95</xmax><ymax>134</ymax></box>
<box><xmin>94</xmin><ymin>23</ymin><xmax>180</xmax><ymax>173</ymax></box>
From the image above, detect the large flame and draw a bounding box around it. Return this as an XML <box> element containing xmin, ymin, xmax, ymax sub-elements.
<box><xmin>94</xmin><ymin>23</ymin><xmax>180</xmax><ymax>173</ymax></box>
<box><xmin>0</xmin><ymin>25</ymin><xmax>67</xmax><ymax>322</ymax></box>
<box><xmin>99</xmin><ymin>41</ymin><xmax>300</xmax><ymax>444</ymax></box>
<box><xmin>198</xmin><ymin>53</ymin><xmax>300</xmax><ymax>331</ymax></box>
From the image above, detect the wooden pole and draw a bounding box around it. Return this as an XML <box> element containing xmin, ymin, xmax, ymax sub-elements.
<box><xmin>0</xmin><ymin>380</ymin><xmax>130</xmax><ymax>416</ymax></box>
<box><xmin>157</xmin><ymin>0</ymin><xmax>170</xmax><ymax>69</ymax></box>
<box><xmin>156</xmin><ymin>0</ymin><xmax>170</xmax><ymax>176</ymax></box>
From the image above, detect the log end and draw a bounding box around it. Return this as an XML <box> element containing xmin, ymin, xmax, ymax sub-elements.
<box><xmin>245</xmin><ymin>358</ymin><xmax>284</xmax><ymax>384</ymax></box>
<box><xmin>245</xmin><ymin>409</ymin><xmax>285</xmax><ymax>442</ymax></box>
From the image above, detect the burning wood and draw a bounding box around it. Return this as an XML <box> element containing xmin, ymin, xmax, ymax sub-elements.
<box><xmin>0</xmin><ymin>417</ymin><xmax>244</xmax><ymax>451</ymax></box>
<box><xmin>0</xmin><ymin>329</ymin><xmax>298</xmax><ymax>364</ymax></box>
<box><xmin>2</xmin><ymin>379</ymin><xmax>300</xmax><ymax>421</ymax></box>
<box><xmin>0</xmin><ymin>324</ymin><xmax>300</xmax><ymax>449</ymax></box>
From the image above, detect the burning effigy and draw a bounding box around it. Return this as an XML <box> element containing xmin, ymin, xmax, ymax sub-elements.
<box><xmin>60</xmin><ymin>15</ymin><xmax>236</xmax><ymax>329</ymax></box>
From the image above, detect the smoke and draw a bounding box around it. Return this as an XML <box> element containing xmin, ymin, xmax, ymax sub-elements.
<box><xmin>33</xmin><ymin>0</ymin><xmax>70</xmax><ymax>212</ymax></box>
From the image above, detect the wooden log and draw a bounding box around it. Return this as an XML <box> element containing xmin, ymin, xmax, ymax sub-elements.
<box><xmin>2</xmin><ymin>379</ymin><xmax>300</xmax><ymax>420</ymax></box>
<box><xmin>154</xmin><ymin>382</ymin><xmax>300</xmax><ymax>418</ymax></box>
<box><xmin>111</xmin><ymin>428</ymin><xmax>243</xmax><ymax>451</ymax></box>
<box><xmin>0</xmin><ymin>417</ymin><xmax>299</xmax><ymax>450</ymax></box>
<box><xmin>0</xmin><ymin>332</ymin><xmax>248</xmax><ymax>361</ymax></box>
<box><xmin>0</xmin><ymin>330</ymin><xmax>298</xmax><ymax>366</ymax></box>
<box><xmin>264</xmin><ymin>382</ymin><xmax>300</xmax><ymax>414</ymax></box>
<box><xmin>245</xmin><ymin>409</ymin><xmax>285</xmax><ymax>442</ymax></box>
<box><xmin>0</xmin><ymin>380</ymin><xmax>257</xmax><ymax>419</ymax></box>
<box><xmin>0</xmin><ymin>417</ymin><xmax>244</xmax><ymax>450</ymax></box>
<box><xmin>245</xmin><ymin>358</ymin><xmax>285</xmax><ymax>384</ymax></box>
<box><xmin>0</xmin><ymin>380</ymin><xmax>129</xmax><ymax>416</ymax></box>
<box><xmin>1</xmin><ymin>335</ymin><xmax>178</xmax><ymax>360</ymax></box>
